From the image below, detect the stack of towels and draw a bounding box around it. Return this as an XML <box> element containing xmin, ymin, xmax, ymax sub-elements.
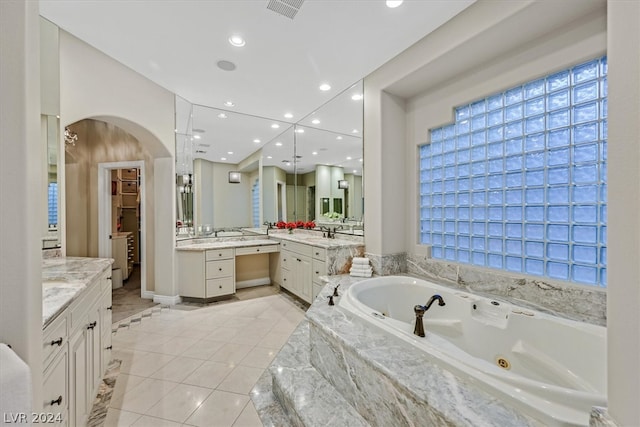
<box><xmin>350</xmin><ymin>257</ymin><xmax>373</xmax><ymax>277</ymax></box>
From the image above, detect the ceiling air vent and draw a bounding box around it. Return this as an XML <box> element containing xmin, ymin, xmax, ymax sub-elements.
<box><xmin>266</xmin><ymin>0</ymin><xmax>305</xmax><ymax>20</ymax></box>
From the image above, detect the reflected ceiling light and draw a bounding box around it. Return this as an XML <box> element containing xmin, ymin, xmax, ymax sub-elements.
<box><xmin>224</xmin><ymin>101</ymin><xmax>235</xmax><ymax>107</ymax></box>
<box><xmin>319</xmin><ymin>83</ymin><xmax>331</xmax><ymax>91</ymax></box>
<box><xmin>275</xmin><ymin>142</ymin><xmax>283</xmax><ymax>146</ymax></box>
<box><xmin>311</xmin><ymin>119</ymin><xmax>320</xmax><ymax>125</ymax></box>
<box><xmin>228</xmin><ymin>35</ymin><xmax>246</xmax><ymax>47</ymax></box>
<box><xmin>351</xmin><ymin>94</ymin><xmax>363</xmax><ymax>101</ymax></box>
<box><xmin>352</xmin><ymin>129</ymin><xmax>359</xmax><ymax>133</ymax></box>
<box><xmin>227</xmin><ymin>151</ymin><xmax>233</xmax><ymax>155</ymax></box>
<box><xmin>346</xmin><ymin>156</ymin><xmax>352</xmax><ymax>160</ymax></box>
<box><xmin>284</xmin><ymin>113</ymin><xmax>293</xmax><ymax>119</ymax></box>
<box><xmin>353</xmin><ymin>169</ymin><xmax>357</xmax><ymax>173</ymax></box>
<box><xmin>217</xmin><ymin>113</ymin><xmax>228</xmax><ymax>119</ymax></box>
<box><xmin>336</xmin><ymin>136</ymin><xmax>343</xmax><ymax>140</ymax></box>
<box><xmin>359</xmin><ymin>158</ymin><xmax>363</xmax><ymax>162</ymax></box>
<box><xmin>267</xmin><ymin>156</ymin><xmax>273</xmax><ymax>159</ymax></box>
<box><xmin>295</xmin><ymin>128</ymin><xmax>305</xmax><ymax>133</ymax></box>
<box><xmin>271</xmin><ymin>123</ymin><xmax>280</xmax><ymax>129</ymax></box>
<box><xmin>174</xmin><ymin>128</ymin><xmax>177</xmax><ymax>133</ymax></box>
<box><xmin>193</xmin><ymin>135</ymin><xmax>201</xmax><ymax>139</ymax></box>
<box><xmin>386</xmin><ymin>0</ymin><xmax>403</xmax><ymax>8</ymax></box>
<box><xmin>312</xmin><ymin>151</ymin><xmax>318</xmax><ymax>155</ymax></box>
<box><xmin>221</xmin><ymin>157</ymin><xmax>227</xmax><ymax>161</ymax></box>
<box><xmin>253</xmin><ymin>139</ymin><xmax>261</xmax><ymax>143</ymax></box>
<box><xmin>286</xmin><ymin>162</ymin><xmax>291</xmax><ymax>166</ymax></box>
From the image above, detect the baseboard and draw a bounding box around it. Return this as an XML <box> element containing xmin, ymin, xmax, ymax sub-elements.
<box><xmin>236</xmin><ymin>277</ymin><xmax>271</xmax><ymax>289</ymax></box>
<box><xmin>152</xmin><ymin>294</ymin><xmax>182</xmax><ymax>305</ymax></box>
<box><xmin>141</xmin><ymin>290</ymin><xmax>155</xmax><ymax>300</ymax></box>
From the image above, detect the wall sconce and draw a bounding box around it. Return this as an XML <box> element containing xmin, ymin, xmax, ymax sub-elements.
<box><xmin>228</xmin><ymin>171</ymin><xmax>241</xmax><ymax>184</ymax></box>
<box><xmin>338</xmin><ymin>180</ymin><xmax>349</xmax><ymax>189</ymax></box>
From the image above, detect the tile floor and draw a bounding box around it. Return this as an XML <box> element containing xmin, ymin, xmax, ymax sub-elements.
<box><xmin>105</xmin><ymin>292</ymin><xmax>305</xmax><ymax>426</ymax></box>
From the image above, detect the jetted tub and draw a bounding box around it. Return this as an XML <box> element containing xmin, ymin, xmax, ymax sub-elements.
<box><xmin>338</xmin><ymin>276</ymin><xmax>606</xmax><ymax>427</ymax></box>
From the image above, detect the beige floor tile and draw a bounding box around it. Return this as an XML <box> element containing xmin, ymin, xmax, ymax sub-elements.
<box><xmin>119</xmin><ymin>351</ymin><xmax>176</xmax><ymax>377</ymax></box>
<box><xmin>232</xmin><ymin>402</ymin><xmax>263</xmax><ymax>427</ymax></box>
<box><xmin>150</xmin><ymin>356</ymin><xmax>205</xmax><ymax>382</ymax></box>
<box><xmin>144</xmin><ymin>336</ymin><xmax>200</xmax><ymax>355</ymax></box>
<box><xmin>209</xmin><ymin>343</ymin><xmax>254</xmax><ymax>365</ymax></box>
<box><xmin>222</xmin><ymin>316</ymin><xmax>255</xmax><ymax>328</ymax></box>
<box><xmin>145</xmin><ymin>383</ymin><xmax>213</xmax><ymax>423</ymax></box>
<box><xmin>109</xmin><ymin>374</ymin><xmax>147</xmax><ymax>409</ymax></box>
<box><xmin>255</xmin><ymin>331</ymin><xmax>291</xmax><ymax>350</ymax></box>
<box><xmin>180</xmin><ymin>339</ymin><xmax>226</xmax><ymax>360</ymax></box>
<box><xmin>118</xmin><ymin>378</ymin><xmax>180</xmax><ymax>414</ymax></box>
<box><xmin>229</xmin><ymin>328</ymin><xmax>271</xmax><ymax>346</ymax></box>
<box><xmin>208</xmin><ymin>325</ymin><xmax>242</xmax><ymax>342</ymax></box>
<box><xmin>216</xmin><ymin>366</ymin><xmax>264</xmax><ymax>395</ymax></box>
<box><xmin>103</xmin><ymin>408</ymin><xmax>142</xmax><ymax>427</ymax></box>
<box><xmin>130</xmin><ymin>415</ymin><xmax>183</xmax><ymax>427</ymax></box>
<box><xmin>184</xmin><ymin>391</ymin><xmax>249</xmax><ymax>427</ymax></box>
<box><xmin>182</xmin><ymin>360</ymin><xmax>235</xmax><ymax>389</ymax></box>
<box><xmin>238</xmin><ymin>346</ymin><xmax>278</xmax><ymax>369</ymax></box>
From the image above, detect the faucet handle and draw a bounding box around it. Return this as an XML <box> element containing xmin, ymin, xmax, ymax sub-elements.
<box><xmin>327</xmin><ymin>295</ymin><xmax>335</xmax><ymax>306</ymax></box>
<box><xmin>333</xmin><ymin>284</ymin><xmax>340</xmax><ymax>297</ymax></box>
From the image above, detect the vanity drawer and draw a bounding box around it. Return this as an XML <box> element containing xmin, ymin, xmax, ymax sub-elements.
<box><xmin>43</xmin><ymin>315</ymin><xmax>67</xmax><ymax>368</ymax></box>
<box><xmin>312</xmin><ymin>282</ymin><xmax>324</xmax><ymax>302</ymax></box>
<box><xmin>206</xmin><ymin>277</ymin><xmax>235</xmax><ymax>297</ymax></box>
<box><xmin>279</xmin><ymin>241</ymin><xmax>312</xmax><ymax>257</ymax></box>
<box><xmin>69</xmin><ymin>283</ymin><xmax>100</xmax><ymax>331</ymax></box>
<box><xmin>121</xmin><ymin>168</ymin><xmax>137</xmax><ymax>181</ymax></box>
<box><xmin>235</xmin><ymin>245</ymin><xmax>278</xmax><ymax>256</ymax></box>
<box><xmin>206</xmin><ymin>259</ymin><xmax>234</xmax><ymax>279</ymax></box>
<box><xmin>121</xmin><ymin>181</ymin><xmax>137</xmax><ymax>194</ymax></box>
<box><xmin>312</xmin><ymin>259</ymin><xmax>327</xmax><ymax>284</ymax></box>
<box><xmin>42</xmin><ymin>348</ymin><xmax>67</xmax><ymax>425</ymax></box>
<box><xmin>205</xmin><ymin>248</ymin><xmax>234</xmax><ymax>261</ymax></box>
<box><xmin>312</xmin><ymin>247</ymin><xmax>326</xmax><ymax>261</ymax></box>
<box><xmin>280</xmin><ymin>249</ymin><xmax>293</xmax><ymax>271</ymax></box>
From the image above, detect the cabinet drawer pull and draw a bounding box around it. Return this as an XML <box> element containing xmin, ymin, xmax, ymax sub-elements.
<box><xmin>50</xmin><ymin>396</ymin><xmax>62</xmax><ymax>406</ymax></box>
<box><xmin>219</xmin><ymin>267</ymin><xmax>223</xmax><ymax>271</ymax></box>
<box><xmin>256</xmin><ymin>248</ymin><xmax>260</xmax><ymax>252</ymax></box>
<box><xmin>297</xmin><ymin>258</ymin><xmax>301</xmax><ymax>262</ymax></box>
<box><xmin>106</xmin><ymin>345</ymin><xmax>112</xmax><ymax>350</ymax></box>
<box><xmin>106</xmin><ymin>306</ymin><xmax>113</xmax><ymax>310</ymax></box>
<box><xmin>315</xmin><ymin>252</ymin><xmax>319</xmax><ymax>256</ymax></box>
<box><xmin>219</xmin><ymin>285</ymin><xmax>222</xmax><ymax>289</ymax></box>
<box><xmin>50</xmin><ymin>337</ymin><xmax>63</xmax><ymax>346</ymax></box>
<box><xmin>315</xmin><ymin>271</ymin><xmax>319</xmax><ymax>274</ymax></box>
<box><xmin>219</xmin><ymin>253</ymin><xmax>222</xmax><ymax>257</ymax></box>
<box><xmin>87</xmin><ymin>321</ymin><xmax>97</xmax><ymax>330</ymax></box>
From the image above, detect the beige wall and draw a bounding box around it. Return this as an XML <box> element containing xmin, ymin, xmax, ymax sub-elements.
<box><xmin>65</xmin><ymin>119</ymin><xmax>157</xmax><ymax>291</ymax></box>
<box><xmin>212</xmin><ymin>162</ymin><xmax>252</xmax><ymax>228</ymax></box>
<box><xmin>263</xmin><ymin>166</ymin><xmax>287</xmax><ymax>223</ymax></box>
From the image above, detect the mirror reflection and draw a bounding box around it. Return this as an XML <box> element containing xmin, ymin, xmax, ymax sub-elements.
<box><xmin>174</xmin><ymin>80</ymin><xmax>363</xmax><ymax>238</ymax></box>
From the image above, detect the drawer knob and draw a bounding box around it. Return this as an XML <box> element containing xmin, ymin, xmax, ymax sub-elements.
<box><xmin>219</xmin><ymin>285</ymin><xmax>222</xmax><ymax>289</ymax></box>
<box><xmin>106</xmin><ymin>306</ymin><xmax>113</xmax><ymax>310</ymax></box>
<box><xmin>50</xmin><ymin>337</ymin><xmax>63</xmax><ymax>347</ymax></box>
<box><xmin>50</xmin><ymin>395</ymin><xmax>62</xmax><ymax>406</ymax></box>
<box><xmin>106</xmin><ymin>345</ymin><xmax>112</xmax><ymax>350</ymax></box>
<box><xmin>87</xmin><ymin>321</ymin><xmax>97</xmax><ymax>330</ymax></box>
<box><xmin>219</xmin><ymin>253</ymin><xmax>222</xmax><ymax>257</ymax></box>
<box><xmin>316</xmin><ymin>252</ymin><xmax>319</xmax><ymax>255</ymax></box>
<box><xmin>315</xmin><ymin>271</ymin><xmax>319</xmax><ymax>274</ymax></box>
<box><xmin>219</xmin><ymin>268</ymin><xmax>222</xmax><ymax>271</ymax></box>
<box><xmin>256</xmin><ymin>248</ymin><xmax>260</xmax><ymax>252</ymax></box>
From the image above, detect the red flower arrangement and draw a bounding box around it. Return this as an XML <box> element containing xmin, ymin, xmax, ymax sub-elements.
<box><xmin>276</xmin><ymin>221</ymin><xmax>287</xmax><ymax>229</ymax></box>
<box><xmin>305</xmin><ymin>221</ymin><xmax>316</xmax><ymax>229</ymax></box>
<box><xmin>275</xmin><ymin>221</ymin><xmax>316</xmax><ymax>231</ymax></box>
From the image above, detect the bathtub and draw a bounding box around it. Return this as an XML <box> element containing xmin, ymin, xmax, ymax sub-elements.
<box><xmin>338</xmin><ymin>276</ymin><xmax>606</xmax><ymax>427</ymax></box>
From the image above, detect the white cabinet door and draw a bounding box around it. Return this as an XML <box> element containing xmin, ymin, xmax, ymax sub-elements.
<box><xmin>42</xmin><ymin>348</ymin><xmax>68</xmax><ymax>426</ymax></box>
<box><xmin>69</xmin><ymin>328</ymin><xmax>88</xmax><ymax>427</ymax></box>
<box><xmin>296</xmin><ymin>255</ymin><xmax>312</xmax><ymax>302</ymax></box>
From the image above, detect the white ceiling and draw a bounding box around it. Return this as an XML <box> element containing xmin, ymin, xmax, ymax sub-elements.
<box><xmin>40</xmin><ymin>0</ymin><xmax>475</xmax><ymax>172</ymax></box>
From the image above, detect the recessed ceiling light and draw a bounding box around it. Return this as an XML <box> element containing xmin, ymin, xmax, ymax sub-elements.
<box><xmin>253</xmin><ymin>139</ymin><xmax>261</xmax><ymax>143</ymax></box>
<box><xmin>193</xmin><ymin>135</ymin><xmax>201</xmax><ymax>140</ymax></box>
<box><xmin>221</xmin><ymin>157</ymin><xmax>227</xmax><ymax>161</ymax></box>
<box><xmin>386</xmin><ymin>0</ymin><xmax>403</xmax><ymax>8</ymax></box>
<box><xmin>295</xmin><ymin>128</ymin><xmax>305</xmax><ymax>133</ymax></box>
<box><xmin>346</xmin><ymin>156</ymin><xmax>352</xmax><ymax>160</ymax></box>
<box><xmin>359</xmin><ymin>158</ymin><xmax>363</xmax><ymax>162</ymax></box>
<box><xmin>275</xmin><ymin>142</ymin><xmax>283</xmax><ymax>146</ymax></box>
<box><xmin>218</xmin><ymin>113</ymin><xmax>228</xmax><ymax>119</ymax></box>
<box><xmin>174</xmin><ymin>128</ymin><xmax>177</xmax><ymax>133</ymax></box>
<box><xmin>336</xmin><ymin>136</ymin><xmax>343</xmax><ymax>140</ymax></box>
<box><xmin>352</xmin><ymin>129</ymin><xmax>359</xmax><ymax>134</ymax></box>
<box><xmin>224</xmin><ymin>101</ymin><xmax>235</xmax><ymax>107</ymax></box>
<box><xmin>286</xmin><ymin>162</ymin><xmax>291</xmax><ymax>166</ymax></box>
<box><xmin>312</xmin><ymin>151</ymin><xmax>318</xmax><ymax>155</ymax></box>
<box><xmin>267</xmin><ymin>156</ymin><xmax>273</xmax><ymax>159</ymax></box>
<box><xmin>228</xmin><ymin>35</ymin><xmax>246</xmax><ymax>47</ymax></box>
<box><xmin>284</xmin><ymin>113</ymin><xmax>293</xmax><ymax>119</ymax></box>
<box><xmin>227</xmin><ymin>151</ymin><xmax>233</xmax><ymax>155</ymax></box>
<box><xmin>319</xmin><ymin>83</ymin><xmax>331</xmax><ymax>91</ymax></box>
<box><xmin>271</xmin><ymin>123</ymin><xmax>280</xmax><ymax>129</ymax></box>
<box><xmin>217</xmin><ymin>60</ymin><xmax>237</xmax><ymax>71</ymax></box>
<box><xmin>311</xmin><ymin>119</ymin><xmax>320</xmax><ymax>125</ymax></box>
<box><xmin>353</xmin><ymin>169</ymin><xmax>357</xmax><ymax>173</ymax></box>
<box><xmin>351</xmin><ymin>94</ymin><xmax>363</xmax><ymax>101</ymax></box>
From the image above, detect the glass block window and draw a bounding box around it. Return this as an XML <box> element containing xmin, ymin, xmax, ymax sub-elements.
<box><xmin>48</xmin><ymin>182</ymin><xmax>58</xmax><ymax>228</ymax></box>
<box><xmin>252</xmin><ymin>178</ymin><xmax>260</xmax><ymax>228</ymax></box>
<box><xmin>420</xmin><ymin>57</ymin><xmax>607</xmax><ymax>286</ymax></box>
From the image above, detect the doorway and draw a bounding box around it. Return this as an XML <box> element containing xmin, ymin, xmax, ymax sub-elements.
<box><xmin>98</xmin><ymin>161</ymin><xmax>148</xmax><ymax>301</ymax></box>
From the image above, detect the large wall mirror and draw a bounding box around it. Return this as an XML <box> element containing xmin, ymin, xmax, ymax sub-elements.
<box><xmin>175</xmin><ymin>80</ymin><xmax>363</xmax><ymax>237</ymax></box>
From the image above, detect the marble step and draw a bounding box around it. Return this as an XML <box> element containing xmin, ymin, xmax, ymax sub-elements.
<box><xmin>267</xmin><ymin>320</ymin><xmax>370</xmax><ymax>427</ymax></box>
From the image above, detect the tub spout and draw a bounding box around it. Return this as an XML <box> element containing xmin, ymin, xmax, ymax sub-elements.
<box><xmin>413</xmin><ymin>294</ymin><xmax>446</xmax><ymax>337</ymax></box>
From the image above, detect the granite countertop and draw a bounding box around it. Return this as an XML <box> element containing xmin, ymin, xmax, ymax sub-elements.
<box><xmin>267</xmin><ymin>231</ymin><xmax>364</xmax><ymax>249</ymax></box>
<box><xmin>111</xmin><ymin>231</ymin><xmax>132</xmax><ymax>238</ymax></box>
<box><xmin>176</xmin><ymin>238</ymin><xmax>279</xmax><ymax>251</ymax></box>
<box><xmin>42</xmin><ymin>257</ymin><xmax>113</xmax><ymax>328</ymax></box>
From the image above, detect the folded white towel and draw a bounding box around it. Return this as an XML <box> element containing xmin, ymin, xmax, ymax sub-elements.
<box><xmin>352</xmin><ymin>257</ymin><xmax>370</xmax><ymax>265</ymax></box>
<box><xmin>350</xmin><ymin>267</ymin><xmax>373</xmax><ymax>274</ymax></box>
<box><xmin>350</xmin><ymin>271</ymin><xmax>372</xmax><ymax>278</ymax></box>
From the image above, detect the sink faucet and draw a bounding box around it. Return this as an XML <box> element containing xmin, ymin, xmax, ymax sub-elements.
<box><xmin>413</xmin><ymin>294</ymin><xmax>446</xmax><ymax>337</ymax></box>
<box><xmin>319</xmin><ymin>226</ymin><xmax>333</xmax><ymax>238</ymax></box>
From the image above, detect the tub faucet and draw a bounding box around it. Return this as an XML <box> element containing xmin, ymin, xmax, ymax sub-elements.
<box><xmin>413</xmin><ymin>294</ymin><xmax>446</xmax><ymax>337</ymax></box>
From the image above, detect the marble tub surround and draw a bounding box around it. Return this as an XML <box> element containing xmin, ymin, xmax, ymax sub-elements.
<box><xmin>365</xmin><ymin>252</ymin><xmax>407</xmax><ymax>276</ymax></box>
<box><xmin>42</xmin><ymin>247</ymin><xmax>62</xmax><ymax>258</ymax></box>
<box><xmin>589</xmin><ymin>407</ymin><xmax>620</xmax><ymax>427</ymax></box>
<box><xmin>306</xmin><ymin>275</ymin><xmax>539</xmax><ymax>427</ymax></box>
<box><xmin>407</xmin><ymin>254</ymin><xmax>607</xmax><ymax>326</ymax></box>
<box><xmin>42</xmin><ymin>256</ymin><xmax>113</xmax><ymax>327</ymax></box>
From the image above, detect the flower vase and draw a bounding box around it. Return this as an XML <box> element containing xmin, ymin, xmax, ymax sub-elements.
<box><xmin>288</xmin><ymin>229</ymin><xmax>293</xmax><ymax>234</ymax></box>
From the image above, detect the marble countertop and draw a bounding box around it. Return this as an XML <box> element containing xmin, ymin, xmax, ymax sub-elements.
<box><xmin>42</xmin><ymin>257</ymin><xmax>113</xmax><ymax>328</ymax></box>
<box><xmin>176</xmin><ymin>238</ymin><xmax>279</xmax><ymax>251</ymax></box>
<box><xmin>267</xmin><ymin>231</ymin><xmax>364</xmax><ymax>249</ymax></box>
<box><xmin>111</xmin><ymin>232</ymin><xmax>132</xmax><ymax>238</ymax></box>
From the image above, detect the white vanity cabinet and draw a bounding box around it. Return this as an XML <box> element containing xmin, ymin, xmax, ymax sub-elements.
<box><xmin>42</xmin><ymin>268</ymin><xmax>112</xmax><ymax>427</ymax></box>
<box><xmin>178</xmin><ymin>248</ymin><xmax>236</xmax><ymax>298</ymax></box>
<box><xmin>279</xmin><ymin>240</ymin><xmax>327</xmax><ymax>304</ymax></box>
